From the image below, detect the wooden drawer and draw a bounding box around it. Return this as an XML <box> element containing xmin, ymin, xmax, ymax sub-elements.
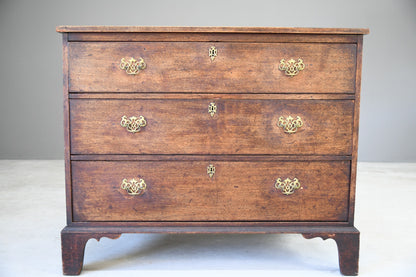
<box><xmin>72</xmin><ymin>160</ymin><xmax>350</xmax><ymax>222</ymax></box>
<box><xmin>70</xmin><ymin>99</ymin><xmax>354</xmax><ymax>155</ymax></box>
<box><xmin>68</xmin><ymin>42</ymin><xmax>356</xmax><ymax>93</ymax></box>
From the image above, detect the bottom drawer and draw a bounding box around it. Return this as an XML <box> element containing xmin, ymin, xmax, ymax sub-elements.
<box><xmin>72</xmin><ymin>160</ymin><xmax>350</xmax><ymax>222</ymax></box>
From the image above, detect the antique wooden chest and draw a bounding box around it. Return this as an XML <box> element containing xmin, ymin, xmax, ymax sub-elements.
<box><xmin>57</xmin><ymin>26</ymin><xmax>368</xmax><ymax>275</ymax></box>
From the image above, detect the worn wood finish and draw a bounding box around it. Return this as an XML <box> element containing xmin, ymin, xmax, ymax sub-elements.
<box><xmin>57</xmin><ymin>26</ymin><xmax>369</xmax><ymax>34</ymax></box>
<box><xmin>62</xmin><ymin>225</ymin><xmax>358</xmax><ymax>234</ymax></box>
<box><xmin>69</xmin><ymin>221</ymin><xmax>351</xmax><ymax>228</ymax></box>
<box><xmin>72</xmin><ymin>160</ymin><xmax>350</xmax><ymax>222</ymax></box>
<box><xmin>59</xmin><ymin>26</ymin><xmax>367</xmax><ymax>275</ymax></box>
<box><xmin>70</xmin><ymin>154</ymin><xmax>352</xmax><ymax>162</ymax></box>
<box><xmin>70</xmin><ymin>99</ymin><xmax>354</xmax><ymax>155</ymax></box>
<box><xmin>69</xmin><ymin>42</ymin><xmax>356</xmax><ymax>93</ymax></box>
<box><xmin>67</xmin><ymin>33</ymin><xmax>360</xmax><ymax>43</ymax></box>
<box><xmin>61</xmin><ymin>225</ymin><xmax>358</xmax><ymax>274</ymax></box>
<box><xmin>303</xmin><ymin>230</ymin><xmax>360</xmax><ymax>276</ymax></box>
<box><xmin>61</xmin><ymin>227</ymin><xmax>121</xmax><ymax>275</ymax></box>
<box><xmin>349</xmin><ymin>36</ymin><xmax>364</xmax><ymax>224</ymax></box>
<box><xmin>61</xmin><ymin>33</ymin><xmax>73</xmax><ymax>225</ymax></box>
<box><xmin>69</xmin><ymin>93</ymin><xmax>356</xmax><ymax>100</ymax></box>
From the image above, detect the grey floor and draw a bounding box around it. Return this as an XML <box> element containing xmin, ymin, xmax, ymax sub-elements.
<box><xmin>0</xmin><ymin>161</ymin><xmax>415</xmax><ymax>277</ymax></box>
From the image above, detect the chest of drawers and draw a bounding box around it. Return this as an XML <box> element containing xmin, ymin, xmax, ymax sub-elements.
<box><xmin>57</xmin><ymin>26</ymin><xmax>368</xmax><ymax>275</ymax></box>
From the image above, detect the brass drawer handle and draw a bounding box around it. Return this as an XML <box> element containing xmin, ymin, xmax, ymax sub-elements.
<box><xmin>120</xmin><ymin>115</ymin><xmax>147</xmax><ymax>133</ymax></box>
<box><xmin>121</xmin><ymin>178</ymin><xmax>147</xmax><ymax>196</ymax></box>
<box><xmin>275</xmin><ymin>177</ymin><xmax>301</xmax><ymax>195</ymax></box>
<box><xmin>207</xmin><ymin>164</ymin><xmax>215</xmax><ymax>178</ymax></box>
<box><xmin>119</xmin><ymin>57</ymin><xmax>146</xmax><ymax>75</ymax></box>
<box><xmin>277</xmin><ymin>115</ymin><xmax>303</xmax><ymax>134</ymax></box>
<box><xmin>279</xmin><ymin>58</ymin><xmax>305</xmax><ymax>77</ymax></box>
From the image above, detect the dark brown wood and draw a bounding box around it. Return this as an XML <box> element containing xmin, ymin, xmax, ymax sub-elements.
<box><xmin>67</xmin><ymin>33</ymin><xmax>360</xmax><ymax>43</ymax></box>
<box><xmin>69</xmin><ymin>221</ymin><xmax>351</xmax><ymax>228</ymax></box>
<box><xmin>56</xmin><ymin>26</ymin><xmax>369</xmax><ymax>34</ymax></box>
<box><xmin>303</xmin><ymin>230</ymin><xmax>360</xmax><ymax>276</ymax></box>
<box><xmin>61</xmin><ymin>227</ymin><xmax>121</xmax><ymax>275</ymax></box>
<box><xmin>69</xmin><ymin>93</ymin><xmax>356</xmax><ymax>100</ymax></box>
<box><xmin>349</xmin><ymin>36</ymin><xmax>364</xmax><ymax>224</ymax></box>
<box><xmin>61</xmin><ymin>225</ymin><xmax>358</xmax><ymax>275</ymax></box>
<box><xmin>61</xmin><ymin>33</ymin><xmax>73</xmax><ymax>225</ymax></box>
<box><xmin>68</xmin><ymin>42</ymin><xmax>356</xmax><ymax>93</ymax></box>
<box><xmin>58</xmin><ymin>26</ymin><xmax>367</xmax><ymax>275</ymax></box>
<box><xmin>70</xmin><ymin>99</ymin><xmax>354</xmax><ymax>155</ymax></box>
<box><xmin>71</xmin><ymin>160</ymin><xmax>350</xmax><ymax>221</ymax></box>
<box><xmin>70</xmin><ymin>154</ymin><xmax>352</xmax><ymax>161</ymax></box>
<box><xmin>64</xmin><ymin>225</ymin><xmax>358</xmax><ymax>234</ymax></box>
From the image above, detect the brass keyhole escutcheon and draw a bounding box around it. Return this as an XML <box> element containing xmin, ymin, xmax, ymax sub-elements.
<box><xmin>207</xmin><ymin>164</ymin><xmax>215</xmax><ymax>178</ymax></box>
<box><xmin>209</xmin><ymin>46</ymin><xmax>217</xmax><ymax>61</ymax></box>
<box><xmin>208</xmin><ymin>102</ymin><xmax>217</xmax><ymax>117</ymax></box>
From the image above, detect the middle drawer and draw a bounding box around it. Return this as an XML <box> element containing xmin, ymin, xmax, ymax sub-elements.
<box><xmin>70</xmin><ymin>99</ymin><xmax>354</xmax><ymax>155</ymax></box>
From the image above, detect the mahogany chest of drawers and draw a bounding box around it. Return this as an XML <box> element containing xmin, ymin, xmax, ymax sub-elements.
<box><xmin>57</xmin><ymin>26</ymin><xmax>368</xmax><ymax>275</ymax></box>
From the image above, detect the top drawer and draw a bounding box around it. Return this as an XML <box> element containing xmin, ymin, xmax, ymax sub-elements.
<box><xmin>68</xmin><ymin>42</ymin><xmax>356</xmax><ymax>93</ymax></box>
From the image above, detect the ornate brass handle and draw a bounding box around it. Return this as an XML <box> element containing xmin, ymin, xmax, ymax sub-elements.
<box><xmin>120</xmin><ymin>115</ymin><xmax>147</xmax><ymax>133</ymax></box>
<box><xmin>275</xmin><ymin>177</ymin><xmax>301</xmax><ymax>195</ymax></box>
<box><xmin>121</xmin><ymin>178</ymin><xmax>147</xmax><ymax>196</ymax></box>
<box><xmin>278</xmin><ymin>58</ymin><xmax>305</xmax><ymax>77</ymax></box>
<box><xmin>277</xmin><ymin>115</ymin><xmax>303</xmax><ymax>134</ymax></box>
<box><xmin>119</xmin><ymin>57</ymin><xmax>146</xmax><ymax>75</ymax></box>
<box><xmin>121</xmin><ymin>178</ymin><xmax>147</xmax><ymax>195</ymax></box>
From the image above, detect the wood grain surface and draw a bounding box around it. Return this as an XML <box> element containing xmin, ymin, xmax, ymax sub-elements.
<box><xmin>67</xmin><ymin>33</ymin><xmax>360</xmax><ymax>43</ymax></box>
<box><xmin>59</xmin><ymin>26</ymin><xmax>367</xmax><ymax>276</ymax></box>
<box><xmin>68</xmin><ymin>42</ymin><xmax>356</xmax><ymax>93</ymax></box>
<box><xmin>70</xmin><ymin>99</ymin><xmax>354</xmax><ymax>155</ymax></box>
<box><xmin>57</xmin><ymin>26</ymin><xmax>369</xmax><ymax>34</ymax></box>
<box><xmin>72</xmin><ymin>160</ymin><xmax>350</xmax><ymax>222</ymax></box>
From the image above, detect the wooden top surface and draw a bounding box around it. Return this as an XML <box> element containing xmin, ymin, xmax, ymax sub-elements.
<box><xmin>56</xmin><ymin>26</ymin><xmax>369</xmax><ymax>34</ymax></box>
